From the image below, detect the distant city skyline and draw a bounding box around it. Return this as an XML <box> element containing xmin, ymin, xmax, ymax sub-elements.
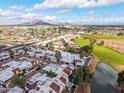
<box><xmin>0</xmin><ymin>0</ymin><xmax>124</xmax><ymax>25</ymax></box>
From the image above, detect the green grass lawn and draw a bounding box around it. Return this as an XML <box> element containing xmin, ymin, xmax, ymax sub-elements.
<box><xmin>83</xmin><ymin>35</ymin><xmax>124</xmax><ymax>40</ymax></box>
<box><xmin>75</xmin><ymin>38</ymin><xmax>124</xmax><ymax>66</ymax></box>
<box><xmin>74</xmin><ymin>38</ymin><xmax>90</xmax><ymax>46</ymax></box>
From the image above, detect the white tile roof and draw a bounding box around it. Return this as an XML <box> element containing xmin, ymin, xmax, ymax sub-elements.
<box><xmin>2</xmin><ymin>60</ymin><xmax>33</xmax><ymax>70</ymax></box>
<box><xmin>7</xmin><ymin>86</ymin><xmax>24</xmax><ymax>93</ymax></box>
<box><xmin>0</xmin><ymin>69</ymin><xmax>14</xmax><ymax>82</ymax></box>
<box><xmin>28</xmin><ymin>89</ymin><xmax>38</xmax><ymax>93</ymax></box>
<box><xmin>42</xmin><ymin>64</ymin><xmax>63</xmax><ymax>75</ymax></box>
<box><xmin>61</xmin><ymin>52</ymin><xmax>80</xmax><ymax>63</ymax></box>
<box><xmin>27</xmin><ymin>73</ymin><xmax>42</xmax><ymax>85</ymax></box>
<box><xmin>27</xmin><ymin>63</ymin><xmax>73</xmax><ymax>93</ymax></box>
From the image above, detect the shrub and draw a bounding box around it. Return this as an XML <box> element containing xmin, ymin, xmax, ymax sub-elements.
<box><xmin>97</xmin><ymin>41</ymin><xmax>104</xmax><ymax>46</ymax></box>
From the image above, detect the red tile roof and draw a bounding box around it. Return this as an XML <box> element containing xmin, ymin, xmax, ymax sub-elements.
<box><xmin>63</xmin><ymin>69</ymin><xmax>70</xmax><ymax>75</ymax></box>
<box><xmin>65</xmin><ymin>67</ymin><xmax>72</xmax><ymax>71</ymax></box>
<box><xmin>50</xmin><ymin>82</ymin><xmax>60</xmax><ymax>93</ymax></box>
<box><xmin>60</xmin><ymin>76</ymin><xmax>66</xmax><ymax>84</ymax></box>
<box><xmin>25</xmin><ymin>70</ymin><xmax>39</xmax><ymax>80</ymax></box>
<box><xmin>51</xmin><ymin>61</ymin><xmax>59</xmax><ymax>64</ymax></box>
<box><xmin>12</xmin><ymin>68</ymin><xmax>21</xmax><ymax>75</ymax></box>
<box><xmin>63</xmin><ymin>66</ymin><xmax>72</xmax><ymax>75</ymax></box>
<box><xmin>31</xmin><ymin>60</ymin><xmax>38</xmax><ymax>65</ymax></box>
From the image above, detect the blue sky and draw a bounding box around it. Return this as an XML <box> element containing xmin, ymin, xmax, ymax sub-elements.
<box><xmin>0</xmin><ymin>0</ymin><xmax>124</xmax><ymax>25</ymax></box>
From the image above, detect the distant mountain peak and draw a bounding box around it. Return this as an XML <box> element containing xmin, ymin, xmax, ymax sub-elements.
<box><xmin>31</xmin><ymin>19</ymin><xmax>41</xmax><ymax>25</ymax></box>
<box><xmin>19</xmin><ymin>19</ymin><xmax>52</xmax><ymax>26</ymax></box>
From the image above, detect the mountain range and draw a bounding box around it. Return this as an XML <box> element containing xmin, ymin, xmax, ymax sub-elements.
<box><xmin>18</xmin><ymin>19</ymin><xmax>52</xmax><ymax>26</ymax></box>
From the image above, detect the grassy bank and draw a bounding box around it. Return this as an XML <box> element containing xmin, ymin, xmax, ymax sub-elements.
<box><xmin>83</xmin><ymin>35</ymin><xmax>124</xmax><ymax>40</ymax></box>
<box><xmin>75</xmin><ymin>38</ymin><xmax>124</xmax><ymax>68</ymax></box>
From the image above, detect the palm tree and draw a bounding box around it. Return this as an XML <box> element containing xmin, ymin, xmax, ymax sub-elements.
<box><xmin>23</xmin><ymin>46</ymin><xmax>28</xmax><ymax>54</ymax></box>
<box><xmin>69</xmin><ymin>65</ymin><xmax>92</xmax><ymax>93</ymax></box>
<box><xmin>10</xmin><ymin>75</ymin><xmax>26</xmax><ymax>89</ymax></box>
<box><xmin>55</xmin><ymin>51</ymin><xmax>61</xmax><ymax>62</ymax></box>
<box><xmin>21</xmin><ymin>69</ymin><xmax>26</xmax><ymax>76</ymax></box>
<box><xmin>9</xmin><ymin>50</ymin><xmax>15</xmax><ymax>59</ymax></box>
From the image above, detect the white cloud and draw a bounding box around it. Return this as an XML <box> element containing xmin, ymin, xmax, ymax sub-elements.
<box><xmin>81</xmin><ymin>10</ymin><xmax>124</xmax><ymax>24</ymax></box>
<box><xmin>21</xmin><ymin>12</ymin><xmax>39</xmax><ymax>20</ymax></box>
<box><xmin>0</xmin><ymin>9</ymin><xmax>14</xmax><ymax>17</ymax></box>
<box><xmin>10</xmin><ymin>5</ymin><xmax>33</xmax><ymax>12</ymax></box>
<box><xmin>0</xmin><ymin>9</ymin><xmax>4</xmax><ymax>16</ymax></box>
<box><xmin>81</xmin><ymin>16</ymin><xmax>124</xmax><ymax>25</ymax></box>
<box><xmin>10</xmin><ymin>5</ymin><xmax>26</xmax><ymax>10</ymax></box>
<box><xmin>33</xmin><ymin>0</ymin><xmax>83</xmax><ymax>9</ymax></box>
<box><xmin>79</xmin><ymin>0</ymin><xmax>124</xmax><ymax>8</ymax></box>
<box><xmin>0</xmin><ymin>9</ymin><xmax>2</xmax><ymax>11</ymax></box>
<box><xmin>57</xmin><ymin>9</ymin><xmax>71</xmax><ymax>14</ymax></box>
<box><xmin>17</xmin><ymin>13</ymin><xmax>60</xmax><ymax>21</ymax></box>
<box><xmin>41</xmin><ymin>15</ymin><xmax>60</xmax><ymax>21</ymax></box>
<box><xmin>25</xmin><ymin>8</ymin><xmax>34</xmax><ymax>12</ymax></box>
<box><xmin>0</xmin><ymin>6</ymin><xmax>61</xmax><ymax>24</ymax></box>
<box><xmin>33</xmin><ymin>0</ymin><xmax>124</xmax><ymax>10</ymax></box>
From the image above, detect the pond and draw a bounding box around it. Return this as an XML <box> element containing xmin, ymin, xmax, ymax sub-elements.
<box><xmin>91</xmin><ymin>63</ymin><xmax>119</xmax><ymax>93</ymax></box>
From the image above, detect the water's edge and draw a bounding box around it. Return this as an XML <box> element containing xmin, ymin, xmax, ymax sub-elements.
<box><xmin>91</xmin><ymin>63</ymin><xmax>119</xmax><ymax>93</ymax></box>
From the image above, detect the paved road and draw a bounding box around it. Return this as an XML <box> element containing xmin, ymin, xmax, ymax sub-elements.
<box><xmin>35</xmin><ymin>34</ymin><xmax>77</xmax><ymax>46</ymax></box>
<box><xmin>91</xmin><ymin>63</ymin><xmax>119</xmax><ymax>93</ymax></box>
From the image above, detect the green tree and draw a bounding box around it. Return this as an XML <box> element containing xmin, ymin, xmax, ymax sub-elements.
<box><xmin>117</xmin><ymin>71</ymin><xmax>124</xmax><ymax>85</ymax></box>
<box><xmin>90</xmin><ymin>39</ymin><xmax>96</xmax><ymax>46</ymax></box>
<box><xmin>46</xmin><ymin>71</ymin><xmax>57</xmax><ymax>78</ymax></box>
<box><xmin>97</xmin><ymin>40</ymin><xmax>104</xmax><ymax>46</ymax></box>
<box><xmin>80</xmin><ymin>39</ymin><xmax>96</xmax><ymax>54</ymax></box>
<box><xmin>65</xmin><ymin>45</ymin><xmax>75</xmax><ymax>53</ymax></box>
<box><xmin>10</xmin><ymin>75</ymin><xmax>26</xmax><ymax>88</ymax></box>
<box><xmin>79</xmin><ymin>52</ymin><xmax>84</xmax><ymax>59</ymax></box>
<box><xmin>9</xmin><ymin>50</ymin><xmax>15</xmax><ymax>59</ymax></box>
<box><xmin>117</xmin><ymin>71</ymin><xmax>124</xmax><ymax>93</ymax></box>
<box><xmin>21</xmin><ymin>69</ymin><xmax>26</xmax><ymax>76</ymax></box>
<box><xmin>69</xmin><ymin>65</ymin><xmax>93</xmax><ymax>93</ymax></box>
<box><xmin>46</xmin><ymin>42</ymin><xmax>54</xmax><ymax>50</ymax></box>
<box><xmin>23</xmin><ymin>46</ymin><xmax>28</xmax><ymax>54</ymax></box>
<box><xmin>117</xmin><ymin>32</ymin><xmax>123</xmax><ymax>36</ymax></box>
<box><xmin>55</xmin><ymin>51</ymin><xmax>61</xmax><ymax>62</ymax></box>
<box><xmin>80</xmin><ymin>45</ymin><xmax>93</xmax><ymax>53</ymax></box>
